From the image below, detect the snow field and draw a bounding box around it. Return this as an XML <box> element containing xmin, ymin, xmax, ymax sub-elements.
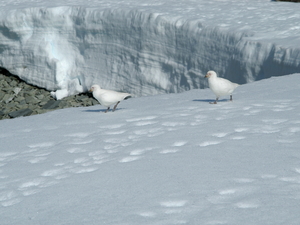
<box><xmin>0</xmin><ymin>74</ymin><xmax>300</xmax><ymax>224</ymax></box>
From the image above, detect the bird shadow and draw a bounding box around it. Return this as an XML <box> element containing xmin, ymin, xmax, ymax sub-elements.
<box><xmin>193</xmin><ymin>99</ymin><xmax>229</xmax><ymax>103</ymax></box>
<box><xmin>82</xmin><ymin>108</ymin><xmax>124</xmax><ymax>113</ymax></box>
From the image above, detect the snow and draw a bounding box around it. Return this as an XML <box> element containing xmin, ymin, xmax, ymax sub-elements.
<box><xmin>1</xmin><ymin>0</ymin><xmax>300</xmax><ymax>99</ymax></box>
<box><xmin>1</xmin><ymin>74</ymin><xmax>300</xmax><ymax>225</ymax></box>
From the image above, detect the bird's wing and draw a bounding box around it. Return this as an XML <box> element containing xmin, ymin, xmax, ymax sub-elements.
<box><xmin>213</xmin><ymin>77</ymin><xmax>238</xmax><ymax>94</ymax></box>
<box><xmin>101</xmin><ymin>91</ymin><xmax>130</xmax><ymax>104</ymax></box>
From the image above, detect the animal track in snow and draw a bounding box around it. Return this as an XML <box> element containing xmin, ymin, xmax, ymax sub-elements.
<box><xmin>208</xmin><ymin>185</ymin><xmax>258</xmax><ymax>207</ymax></box>
<box><xmin>212</xmin><ymin>132</ymin><xmax>229</xmax><ymax>138</ymax></box>
<box><xmin>231</xmin><ymin>136</ymin><xmax>246</xmax><ymax>140</ymax></box>
<box><xmin>234</xmin><ymin>128</ymin><xmax>249</xmax><ymax>133</ymax></box>
<box><xmin>74</xmin><ymin>157</ymin><xmax>89</xmax><ymax>164</ymax></box>
<box><xmin>199</xmin><ymin>141</ymin><xmax>221</xmax><ymax>147</ymax></box>
<box><xmin>130</xmin><ymin>147</ymin><xmax>153</xmax><ymax>156</ymax></box>
<box><xmin>160</xmin><ymin>200</ymin><xmax>187</xmax><ymax>208</ymax></box>
<box><xmin>119</xmin><ymin>156</ymin><xmax>141</xmax><ymax>163</ymax></box>
<box><xmin>71</xmin><ymin>139</ymin><xmax>94</xmax><ymax>145</ymax></box>
<box><xmin>28</xmin><ymin>142</ymin><xmax>55</xmax><ymax>148</ymax></box>
<box><xmin>272</xmin><ymin>102</ymin><xmax>294</xmax><ymax>112</ymax></box>
<box><xmin>70</xmin><ymin>167</ymin><xmax>98</xmax><ymax>174</ymax></box>
<box><xmin>253</xmin><ymin>126</ymin><xmax>280</xmax><ymax>134</ymax></box>
<box><xmin>0</xmin><ymin>191</ymin><xmax>21</xmax><ymax>207</ymax></box>
<box><xmin>99</xmin><ymin>123</ymin><xmax>125</xmax><ymax>129</ymax></box>
<box><xmin>295</xmin><ymin>168</ymin><xmax>300</xmax><ymax>174</ymax></box>
<box><xmin>218</xmin><ymin>189</ymin><xmax>237</xmax><ymax>195</ymax></box>
<box><xmin>28</xmin><ymin>157</ymin><xmax>47</xmax><ymax>164</ymax></box>
<box><xmin>160</xmin><ymin>149</ymin><xmax>178</xmax><ymax>154</ymax></box>
<box><xmin>41</xmin><ymin>169</ymin><xmax>65</xmax><ymax>178</ymax></box>
<box><xmin>134</xmin><ymin>121</ymin><xmax>158</xmax><ymax>126</ymax></box>
<box><xmin>160</xmin><ymin>200</ymin><xmax>188</xmax><ymax>215</ymax></box>
<box><xmin>105</xmin><ymin>130</ymin><xmax>127</xmax><ymax>135</ymax></box>
<box><xmin>289</xmin><ymin>127</ymin><xmax>300</xmax><ymax>133</ymax></box>
<box><xmin>126</xmin><ymin>116</ymin><xmax>157</xmax><ymax>122</ymax></box>
<box><xmin>64</xmin><ymin>132</ymin><xmax>91</xmax><ymax>138</ymax></box>
<box><xmin>262</xmin><ymin>119</ymin><xmax>287</xmax><ymax>125</ymax></box>
<box><xmin>260</xmin><ymin>174</ymin><xmax>277</xmax><ymax>179</ymax></box>
<box><xmin>172</xmin><ymin>141</ymin><xmax>187</xmax><ymax>147</ymax></box>
<box><xmin>138</xmin><ymin>211</ymin><xmax>156</xmax><ymax>218</ymax></box>
<box><xmin>234</xmin><ymin>201</ymin><xmax>259</xmax><ymax>209</ymax></box>
<box><xmin>233</xmin><ymin>178</ymin><xmax>256</xmax><ymax>183</ymax></box>
<box><xmin>67</xmin><ymin>147</ymin><xmax>87</xmax><ymax>154</ymax></box>
<box><xmin>162</xmin><ymin>122</ymin><xmax>186</xmax><ymax>127</ymax></box>
<box><xmin>279</xmin><ymin>177</ymin><xmax>300</xmax><ymax>183</ymax></box>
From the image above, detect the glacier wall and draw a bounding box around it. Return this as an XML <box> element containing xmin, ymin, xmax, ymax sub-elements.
<box><xmin>1</xmin><ymin>6</ymin><xmax>300</xmax><ymax>99</ymax></box>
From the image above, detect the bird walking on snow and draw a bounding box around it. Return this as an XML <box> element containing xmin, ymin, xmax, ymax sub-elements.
<box><xmin>205</xmin><ymin>70</ymin><xmax>239</xmax><ymax>104</ymax></box>
<box><xmin>89</xmin><ymin>84</ymin><xmax>131</xmax><ymax>113</ymax></box>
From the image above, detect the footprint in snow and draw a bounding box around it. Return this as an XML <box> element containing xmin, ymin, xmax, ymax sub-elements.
<box><xmin>160</xmin><ymin>149</ymin><xmax>179</xmax><ymax>154</ymax></box>
<box><xmin>67</xmin><ymin>147</ymin><xmax>87</xmax><ymax>154</ymax></box>
<box><xmin>64</xmin><ymin>132</ymin><xmax>91</xmax><ymax>138</ymax></box>
<box><xmin>28</xmin><ymin>142</ymin><xmax>55</xmax><ymax>148</ymax></box>
<box><xmin>199</xmin><ymin>141</ymin><xmax>221</xmax><ymax>147</ymax></box>
<box><xmin>138</xmin><ymin>200</ymin><xmax>188</xmax><ymax>221</ymax></box>
<box><xmin>208</xmin><ymin>185</ymin><xmax>259</xmax><ymax>208</ymax></box>
<box><xmin>172</xmin><ymin>141</ymin><xmax>187</xmax><ymax>147</ymax></box>
<box><xmin>212</xmin><ymin>132</ymin><xmax>229</xmax><ymax>138</ymax></box>
<box><xmin>234</xmin><ymin>201</ymin><xmax>259</xmax><ymax>209</ymax></box>
<box><xmin>119</xmin><ymin>156</ymin><xmax>141</xmax><ymax>163</ymax></box>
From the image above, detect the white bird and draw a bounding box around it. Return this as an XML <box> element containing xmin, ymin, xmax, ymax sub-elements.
<box><xmin>205</xmin><ymin>70</ymin><xmax>239</xmax><ymax>104</ymax></box>
<box><xmin>89</xmin><ymin>84</ymin><xmax>131</xmax><ymax>113</ymax></box>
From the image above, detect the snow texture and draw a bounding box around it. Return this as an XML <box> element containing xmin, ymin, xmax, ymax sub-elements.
<box><xmin>0</xmin><ymin>74</ymin><xmax>300</xmax><ymax>225</ymax></box>
<box><xmin>1</xmin><ymin>0</ymin><xmax>300</xmax><ymax>99</ymax></box>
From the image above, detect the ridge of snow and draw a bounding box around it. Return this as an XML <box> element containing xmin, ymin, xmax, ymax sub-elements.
<box><xmin>0</xmin><ymin>0</ymin><xmax>300</xmax><ymax>99</ymax></box>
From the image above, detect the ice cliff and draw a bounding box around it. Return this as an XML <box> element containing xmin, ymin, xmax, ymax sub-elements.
<box><xmin>0</xmin><ymin>0</ymin><xmax>300</xmax><ymax>99</ymax></box>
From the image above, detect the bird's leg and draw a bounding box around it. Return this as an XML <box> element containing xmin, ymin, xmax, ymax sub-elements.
<box><xmin>210</xmin><ymin>97</ymin><xmax>218</xmax><ymax>104</ymax></box>
<box><xmin>230</xmin><ymin>95</ymin><xmax>233</xmax><ymax>101</ymax></box>
<box><xmin>105</xmin><ymin>107</ymin><xmax>110</xmax><ymax>113</ymax></box>
<box><xmin>214</xmin><ymin>97</ymin><xmax>218</xmax><ymax>104</ymax></box>
<box><xmin>112</xmin><ymin>101</ymin><xmax>120</xmax><ymax>112</ymax></box>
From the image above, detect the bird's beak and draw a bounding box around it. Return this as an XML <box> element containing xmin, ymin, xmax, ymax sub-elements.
<box><xmin>205</xmin><ymin>74</ymin><xmax>208</xmax><ymax>78</ymax></box>
<box><xmin>89</xmin><ymin>88</ymin><xmax>93</xmax><ymax>92</ymax></box>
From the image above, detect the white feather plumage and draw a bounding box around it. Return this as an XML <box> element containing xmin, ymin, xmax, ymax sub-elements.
<box><xmin>90</xmin><ymin>84</ymin><xmax>131</xmax><ymax>112</ymax></box>
<box><xmin>205</xmin><ymin>71</ymin><xmax>239</xmax><ymax>104</ymax></box>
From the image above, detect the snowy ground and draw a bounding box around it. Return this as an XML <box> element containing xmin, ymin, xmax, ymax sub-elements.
<box><xmin>1</xmin><ymin>74</ymin><xmax>300</xmax><ymax>225</ymax></box>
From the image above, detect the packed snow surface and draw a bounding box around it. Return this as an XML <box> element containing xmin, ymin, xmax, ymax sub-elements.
<box><xmin>1</xmin><ymin>0</ymin><xmax>300</xmax><ymax>99</ymax></box>
<box><xmin>1</xmin><ymin>74</ymin><xmax>300</xmax><ymax>225</ymax></box>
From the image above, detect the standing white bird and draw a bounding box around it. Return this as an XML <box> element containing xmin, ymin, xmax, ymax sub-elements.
<box><xmin>89</xmin><ymin>84</ymin><xmax>131</xmax><ymax>113</ymax></box>
<box><xmin>205</xmin><ymin>71</ymin><xmax>239</xmax><ymax>104</ymax></box>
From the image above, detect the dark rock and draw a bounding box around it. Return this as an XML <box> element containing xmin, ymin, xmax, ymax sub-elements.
<box><xmin>91</xmin><ymin>99</ymin><xmax>99</xmax><ymax>105</ymax></box>
<box><xmin>25</xmin><ymin>95</ymin><xmax>40</xmax><ymax>104</ymax></box>
<box><xmin>0</xmin><ymin>92</ymin><xmax>5</xmax><ymax>100</ymax></box>
<box><xmin>76</xmin><ymin>95</ymin><xmax>89</xmax><ymax>102</ymax></box>
<box><xmin>11</xmin><ymin>80</ymin><xmax>18</xmax><ymax>87</ymax></box>
<box><xmin>1</xmin><ymin>70</ymin><xmax>99</xmax><ymax>120</ymax></box>
<box><xmin>2</xmin><ymin>94</ymin><xmax>14</xmax><ymax>103</ymax></box>
<box><xmin>36</xmin><ymin>94</ymin><xmax>45</xmax><ymax>100</ymax></box>
<box><xmin>14</xmin><ymin>96</ymin><xmax>25</xmax><ymax>103</ymax></box>
<box><xmin>6</xmin><ymin>102</ymin><xmax>17</xmax><ymax>108</ymax></box>
<box><xmin>8</xmin><ymin>108</ymin><xmax>33</xmax><ymax>118</ymax></box>
<box><xmin>42</xmin><ymin>100</ymin><xmax>61</xmax><ymax>109</ymax></box>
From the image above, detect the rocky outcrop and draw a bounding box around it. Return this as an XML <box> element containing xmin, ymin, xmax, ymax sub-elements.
<box><xmin>0</xmin><ymin>69</ymin><xmax>99</xmax><ymax>120</ymax></box>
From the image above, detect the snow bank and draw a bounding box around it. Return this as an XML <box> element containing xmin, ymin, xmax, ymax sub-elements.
<box><xmin>0</xmin><ymin>1</ymin><xmax>300</xmax><ymax>99</ymax></box>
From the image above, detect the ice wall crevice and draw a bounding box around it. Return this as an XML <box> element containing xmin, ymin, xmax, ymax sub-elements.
<box><xmin>0</xmin><ymin>6</ymin><xmax>300</xmax><ymax>99</ymax></box>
